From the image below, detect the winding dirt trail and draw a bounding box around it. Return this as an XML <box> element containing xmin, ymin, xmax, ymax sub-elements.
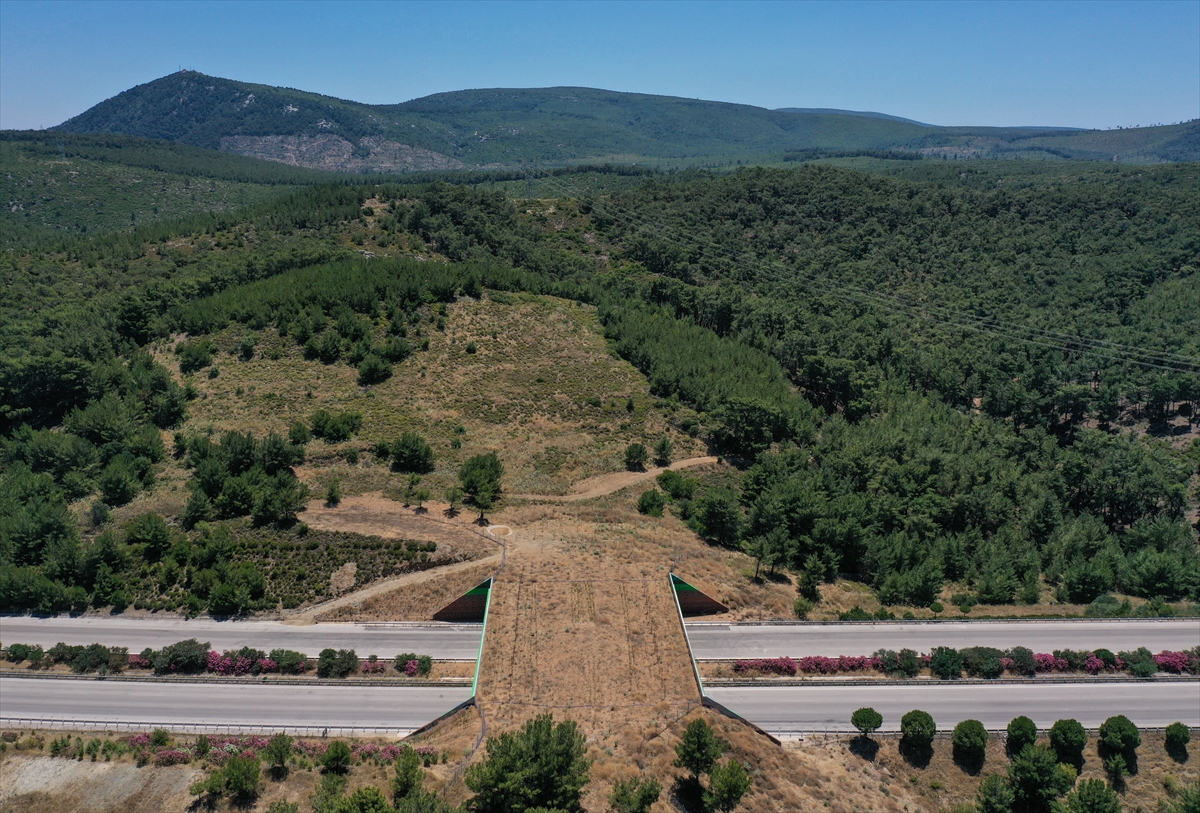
<box><xmin>510</xmin><ymin>456</ymin><xmax>719</xmax><ymax>502</ymax></box>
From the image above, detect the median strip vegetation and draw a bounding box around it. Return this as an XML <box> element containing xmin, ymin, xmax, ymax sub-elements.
<box><xmin>2</xmin><ymin>640</ymin><xmax>451</xmax><ymax>680</ymax></box>
<box><xmin>710</xmin><ymin>646</ymin><xmax>1200</xmax><ymax>680</ymax></box>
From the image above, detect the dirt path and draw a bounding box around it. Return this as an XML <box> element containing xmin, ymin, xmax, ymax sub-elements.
<box><xmin>510</xmin><ymin>456</ymin><xmax>719</xmax><ymax>502</ymax></box>
<box><xmin>284</xmin><ymin>554</ymin><xmax>503</xmax><ymax>624</ymax></box>
<box><xmin>285</xmin><ymin>495</ymin><xmax>506</xmax><ymax>624</ymax></box>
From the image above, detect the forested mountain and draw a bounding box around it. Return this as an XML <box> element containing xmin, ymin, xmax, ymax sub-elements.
<box><xmin>51</xmin><ymin>71</ymin><xmax>1200</xmax><ymax>171</ymax></box>
<box><xmin>1</xmin><ymin>159</ymin><xmax>1197</xmax><ymax>616</ymax></box>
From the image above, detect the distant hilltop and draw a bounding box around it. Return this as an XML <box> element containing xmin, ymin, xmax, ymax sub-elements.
<box><xmin>50</xmin><ymin>72</ymin><xmax>1200</xmax><ymax>171</ymax></box>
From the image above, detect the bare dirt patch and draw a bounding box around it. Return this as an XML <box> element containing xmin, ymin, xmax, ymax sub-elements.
<box><xmin>510</xmin><ymin>456</ymin><xmax>719</xmax><ymax>502</ymax></box>
<box><xmin>0</xmin><ymin>756</ymin><xmax>201</xmax><ymax>813</ymax></box>
<box><xmin>329</xmin><ymin>561</ymin><xmax>358</xmax><ymax>595</ymax></box>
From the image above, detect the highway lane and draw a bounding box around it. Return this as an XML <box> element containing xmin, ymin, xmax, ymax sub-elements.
<box><xmin>0</xmin><ymin>677</ymin><xmax>472</xmax><ymax>733</ymax></box>
<box><xmin>687</xmin><ymin>619</ymin><xmax>1200</xmax><ymax>659</ymax></box>
<box><xmin>0</xmin><ymin>616</ymin><xmax>483</xmax><ymax>660</ymax></box>
<box><xmin>707</xmin><ymin>681</ymin><xmax>1200</xmax><ymax>734</ymax></box>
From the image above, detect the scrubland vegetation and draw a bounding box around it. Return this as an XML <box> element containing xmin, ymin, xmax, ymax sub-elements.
<box><xmin>1</xmin><ymin>155</ymin><xmax>1198</xmax><ymax>624</ymax></box>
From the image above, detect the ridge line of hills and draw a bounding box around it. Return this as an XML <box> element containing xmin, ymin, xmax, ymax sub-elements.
<box><xmin>45</xmin><ymin>70</ymin><xmax>1200</xmax><ymax>172</ymax></box>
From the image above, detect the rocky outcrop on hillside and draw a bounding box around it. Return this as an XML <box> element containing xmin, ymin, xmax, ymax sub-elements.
<box><xmin>219</xmin><ymin>134</ymin><xmax>466</xmax><ymax>172</ymax></box>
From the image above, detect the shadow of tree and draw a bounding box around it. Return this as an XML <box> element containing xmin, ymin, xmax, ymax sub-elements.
<box><xmin>899</xmin><ymin>741</ymin><xmax>933</xmax><ymax>769</ymax></box>
<box><xmin>671</xmin><ymin>777</ymin><xmax>705</xmax><ymax>813</ymax></box>
<box><xmin>952</xmin><ymin>746</ymin><xmax>985</xmax><ymax>776</ymax></box>
<box><xmin>1167</xmin><ymin>743</ymin><xmax>1190</xmax><ymax>764</ymax></box>
<box><xmin>849</xmin><ymin>736</ymin><xmax>880</xmax><ymax>762</ymax></box>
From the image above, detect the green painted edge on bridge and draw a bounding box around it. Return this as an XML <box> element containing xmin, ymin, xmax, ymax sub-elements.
<box><xmin>671</xmin><ymin>574</ymin><xmax>700</xmax><ymax>592</ymax></box>
<box><xmin>671</xmin><ymin>573</ymin><xmax>707</xmax><ymax>699</ymax></box>
<box><xmin>470</xmin><ymin>577</ymin><xmax>494</xmax><ymax>697</ymax></box>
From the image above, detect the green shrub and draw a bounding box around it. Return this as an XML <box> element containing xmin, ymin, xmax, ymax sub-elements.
<box><xmin>464</xmin><ymin>714</ymin><xmax>591</xmax><ymax>812</ymax></box>
<box><xmin>900</xmin><ymin>710</ymin><xmax>936</xmax><ymax>749</ymax></box>
<box><xmin>839</xmin><ymin>606</ymin><xmax>872</xmax><ymax>621</ymax></box>
<box><xmin>851</xmin><ymin>707</ymin><xmax>882</xmax><ymax>737</ymax></box>
<box><xmin>5</xmin><ymin>643</ymin><xmax>37</xmax><ymax>663</ymax></box>
<box><xmin>656</xmin><ymin>469</ymin><xmax>695</xmax><ymax>500</ymax></box>
<box><xmin>929</xmin><ymin>646</ymin><xmax>963</xmax><ymax>679</ymax></box>
<box><xmin>316</xmin><ymin>648</ymin><xmax>359</xmax><ymax>678</ymax></box>
<box><xmin>976</xmin><ymin>774</ymin><xmax>1015</xmax><ymax>813</ymax></box>
<box><xmin>962</xmin><ymin>646</ymin><xmax>1004</xmax><ymax>679</ymax></box>
<box><xmin>390</xmin><ymin>433</ymin><xmax>434</xmax><ymax>474</ymax></box>
<box><xmin>1099</xmin><ymin>715</ymin><xmax>1140</xmax><ymax>754</ymax></box>
<box><xmin>153</xmin><ymin>638</ymin><xmax>210</xmax><ymax>674</ymax></box>
<box><xmin>609</xmin><ymin>775</ymin><xmax>662</xmax><ymax>813</ymax></box>
<box><xmin>953</xmin><ymin>719</ymin><xmax>989</xmax><ymax>762</ymax></box>
<box><xmin>705</xmin><ymin>758</ymin><xmax>752</xmax><ymax>813</ymax></box>
<box><xmin>1118</xmin><ymin>647</ymin><xmax>1157</xmax><ymax>678</ymax></box>
<box><xmin>1008</xmin><ymin>745</ymin><xmax>1073</xmax><ymax>811</ymax></box>
<box><xmin>1007</xmin><ymin>646</ymin><xmax>1036</xmax><ymax>676</ymax></box>
<box><xmin>672</xmin><ymin>718</ymin><xmax>726</xmax><ymax>780</ymax></box>
<box><xmin>624</xmin><ymin>443</ymin><xmax>649</xmax><ymax>471</ymax></box>
<box><xmin>310</xmin><ymin>409</ymin><xmax>362</xmax><ymax>442</ymax></box>
<box><xmin>268</xmin><ymin>647</ymin><xmax>307</xmax><ymax>676</ymax></box>
<box><xmin>793</xmin><ymin>596</ymin><xmax>813</xmax><ymax>619</ymax></box>
<box><xmin>636</xmin><ymin>489</ymin><xmax>665</xmax><ymax>517</ymax></box>
<box><xmin>1049</xmin><ymin>719</ymin><xmax>1087</xmax><ymax>765</ymax></box>
<box><xmin>1165</xmin><ymin>722</ymin><xmax>1191</xmax><ymax>749</ymax></box>
<box><xmin>320</xmin><ymin>740</ymin><xmax>353</xmax><ymax>774</ymax></box>
<box><xmin>1006</xmin><ymin>716</ymin><xmax>1038</xmax><ymax>757</ymax></box>
<box><xmin>1063</xmin><ymin>778</ymin><xmax>1121</xmax><ymax>813</ymax></box>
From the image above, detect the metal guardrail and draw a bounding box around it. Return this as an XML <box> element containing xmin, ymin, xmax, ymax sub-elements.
<box><xmin>355</xmin><ymin>628</ymin><xmax>482</xmax><ymax>633</ymax></box>
<box><xmin>0</xmin><ymin>718</ymin><xmax>418</xmax><ymax>737</ymax></box>
<box><xmin>764</xmin><ymin>724</ymin><xmax>1194</xmax><ymax>739</ymax></box>
<box><xmin>686</xmin><ymin>617</ymin><xmax>1200</xmax><ymax>627</ymax></box>
<box><xmin>702</xmin><ymin>675</ymin><xmax>1200</xmax><ymax>688</ymax></box>
<box><xmin>0</xmin><ymin>671</ymin><xmax>472</xmax><ymax>687</ymax></box>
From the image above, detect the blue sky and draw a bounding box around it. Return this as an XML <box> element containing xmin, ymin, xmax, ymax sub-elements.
<box><xmin>1</xmin><ymin>0</ymin><xmax>1197</xmax><ymax>131</ymax></box>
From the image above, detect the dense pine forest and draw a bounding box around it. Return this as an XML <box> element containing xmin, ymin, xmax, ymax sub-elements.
<box><xmin>2</xmin><ymin>155</ymin><xmax>1197</xmax><ymax>614</ymax></box>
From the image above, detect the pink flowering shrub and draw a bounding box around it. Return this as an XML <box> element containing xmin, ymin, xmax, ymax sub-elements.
<box><xmin>403</xmin><ymin>659</ymin><xmax>419</xmax><ymax>677</ymax></box>
<box><xmin>362</xmin><ymin>659</ymin><xmax>387</xmax><ymax>674</ymax></box>
<box><xmin>733</xmin><ymin>657</ymin><xmax>798</xmax><ymax>676</ymax></box>
<box><xmin>128</xmin><ymin>653</ymin><xmax>151</xmax><ymax>669</ymax></box>
<box><xmin>1154</xmin><ymin>651</ymin><xmax>1191</xmax><ymax>673</ymax></box>
<box><xmin>154</xmin><ymin>748</ymin><xmax>191</xmax><ymax>766</ymax></box>
<box><xmin>126</xmin><ymin>733</ymin><xmax>152</xmax><ymax>748</ymax></box>
<box><xmin>1084</xmin><ymin>655</ymin><xmax>1105</xmax><ymax>675</ymax></box>
<box><xmin>296</xmin><ymin>740</ymin><xmax>327</xmax><ymax>757</ymax></box>
<box><xmin>379</xmin><ymin>745</ymin><xmax>405</xmax><ymax>761</ymax></box>
<box><xmin>353</xmin><ymin>743</ymin><xmax>381</xmax><ymax>758</ymax></box>
<box><xmin>207</xmin><ymin>650</ymin><xmax>273</xmax><ymax>676</ymax></box>
<box><xmin>1033</xmin><ymin>653</ymin><xmax>1069</xmax><ymax>672</ymax></box>
<box><xmin>1000</xmin><ymin>658</ymin><xmax>1015</xmax><ymax>671</ymax></box>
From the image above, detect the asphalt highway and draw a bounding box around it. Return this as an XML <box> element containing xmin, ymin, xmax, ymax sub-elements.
<box><xmin>0</xmin><ymin>676</ymin><xmax>472</xmax><ymax>734</ymax></box>
<box><xmin>687</xmin><ymin>619</ymin><xmax>1200</xmax><ymax>659</ymax></box>
<box><xmin>0</xmin><ymin>616</ymin><xmax>483</xmax><ymax>660</ymax></box>
<box><xmin>706</xmin><ymin>681</ymin><xmax>1200</xmax><ymax>734</ymax></box>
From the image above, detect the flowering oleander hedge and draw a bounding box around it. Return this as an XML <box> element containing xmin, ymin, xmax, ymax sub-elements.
<box><xmin>730</xmin><ymin>646</ymin><xmax>1200</xmax><ymax>678</ymax></box>
<box><xmin>733</xmin><ymin>657</ymin><xmax>797</xmax><ymax>676</ymax></box>
<box><xmin>154</xmin><ymin>748</ymin><xmax>192</xmax><ymax>766</ymax></box>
